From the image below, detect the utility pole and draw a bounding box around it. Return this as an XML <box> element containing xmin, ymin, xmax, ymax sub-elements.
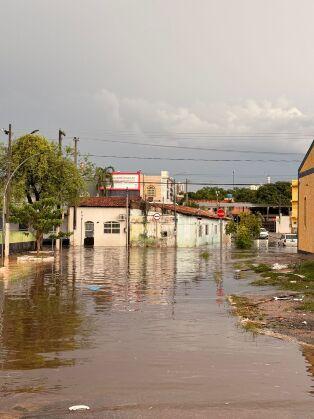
<box><xmin>73</xmin><ymin>137</ymin><xmax>79</xmax><ymax>166</ymax></box>
<box><xmin>56</xmin><ymin>129</ymin><xmax>66</xmax><ymax>251</ymax></box>
<box><xmin>4</xmin><ymin>124</ymin><xmax>12</xmax><ymax>258</ymax></box>
<box><xmin>126</xmin><ymin>188</ymin><xmax>129</xmax><ymax>251</ymax></box>
<box><xmin>73</xmin><ymin>137</ymin><xmax>79</xmax><ymax>231</ymax></box>
<box><xmin>173</xmin><ymin>179</ymin><xmax>177</xmax><ymax>247</ymax></box>
<box><xmin>58</xmin><ymin>129</ymin><xmax>65</xmax><ymax>151</ymax></box>
<box><xmin>185</xmin><ymin>178</ymin><xmax>188</xmax><ymax>205</ymax></box>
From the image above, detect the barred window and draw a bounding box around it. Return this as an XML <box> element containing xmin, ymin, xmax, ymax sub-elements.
<box><xmin>104</xmin><ymin>221</ymin><xmax>120</xmax><ymax>234</ymax></box>
<box><xmin>146</xmin><ymin>185</ymin><xmax>156</xmax><ymax>197</ymax></box>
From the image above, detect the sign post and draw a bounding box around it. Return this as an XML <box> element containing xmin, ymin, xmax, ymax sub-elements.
<box><xmin>217</xmin><ymin>208</ymin><xmax>225</xmax><ymax>257</ymax></box>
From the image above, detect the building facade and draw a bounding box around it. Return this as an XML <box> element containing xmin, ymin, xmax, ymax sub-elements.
<box><xmin>298</xmin><ymin>141</ymin><xmax>314</xmax><ymax>254</ymax></box>
<box><xmin>140</xmin><ymin>171</ymin><xmax>174</xmax><ymax>203</ymax></box>
<box><xmin>69</xmin><ymin>197</ymin><xmax>129</xmax><ymax>247</ymax></box>
<box><xmin>69</xmin><ymin>197</ymin><xmax>226</xmax><ymax>248</ymax></box>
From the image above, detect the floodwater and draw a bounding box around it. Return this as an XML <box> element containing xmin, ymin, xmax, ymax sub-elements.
<box><xmin>0</xmin><ymin>246</ymin><xmax>313</xmax><ymax>418</ymax></box>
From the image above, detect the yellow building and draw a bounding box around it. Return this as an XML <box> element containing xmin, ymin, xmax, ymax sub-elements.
<box><xmin>140</xmin><ymin>171</ymin><xmax>174</xmax><ymax>203</ymax></box>
<box><xmin>291</xmin><ymin>179</ymin><xmax>298</xmax><ymax>233</ymax></box>
<box><xmin>298</xmin><ymin>141</ymin><xmax>314</xmax><ymax>254</ymax></box>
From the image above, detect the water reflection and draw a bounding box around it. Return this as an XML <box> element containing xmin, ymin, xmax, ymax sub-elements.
<box><xmin>0</xmin><ymin>246</ymin><xmax>313</xmax><ymax>414</ymax></box>
<box><xmin>0</xmin><ymin>263</ymin><xmax>89</xmax><ymax>370</ymax></box>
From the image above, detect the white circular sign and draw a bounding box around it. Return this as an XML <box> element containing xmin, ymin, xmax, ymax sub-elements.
<box><xmin>153</xmin><ymin>213</ymin><xmax>161</xmax><ymax>221</ymax></box>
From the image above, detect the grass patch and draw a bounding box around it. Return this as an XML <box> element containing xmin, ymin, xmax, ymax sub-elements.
<box><xmin>200</xmin><ymin>251</ymin><xmax>210</xmax><ymax>260</ymax></box>
<box><xmin>250</xmin><ymin>261</ymin><xmax>314</xmax><ymax>295</ymax></box>
<box><xmin>229</xmin><ymin>295</ymin><xmax>265</xmax><ymax>334</ymax></box>
<box><xmin>230</xmin><ymin>295</ymin><xmax>262</xmax><ymax>320</ymax></box>
<box><xmin>250</xmin><ymin>263</ymin><xmax>272</xmax><ymax>273</ymax></box>
<box><xmin>242</xmin><ymin>320</ymin><xmax>264</xmax><ymax>334</ymax></box>
<box><xmin>296</xmin><ymin>300</ymin><xmax>314</xmax><ymax>312</ymax></box>
<box><xmin>294</xmin><ymin>260</ymin><xmax>314</xmax><ymax>279</ymax></box>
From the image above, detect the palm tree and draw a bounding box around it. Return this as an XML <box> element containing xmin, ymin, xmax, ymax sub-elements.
<box><xmin>94</xmin><ymin>166</ymin><xmax>115</xmax><ymax>196</ymax></box>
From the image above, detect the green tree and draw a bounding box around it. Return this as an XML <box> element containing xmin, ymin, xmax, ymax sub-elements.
<box><xmin>10</xmin><ymin>198</ymin><xmax>62</xmax><ymax>254</ymax></box>
<box><xmin>94</xmin><ymin>166</ymin><xmax>115</xmax><ymax>196</ymax></box>
<box><xmin>188</xmin><ymin>187</ymin><xmax>227</xmax><ymax>201</ymax></box>
<box><xmin>226</xmin><ymin>213</ymin><xmax>262</xmax><ymax>249</ymax></box>
<box><xmin>256</xmin><ymin>182</ymin><xmax>291</xmax><ymax>206</ymax></box>
<box><xmin>10</xmin><ymin>134</ymin><xmax>86</xmax><ymax>206</ymax></box>
<box><xmin>233</xmin><ymin>187</ymin><xmax>257</xmax><ymax>203</ymax></box>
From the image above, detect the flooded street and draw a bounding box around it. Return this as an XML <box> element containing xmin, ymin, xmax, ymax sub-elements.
<box><xmin>0</xmin><ymin>247</ymin><xmax>313</xmax><ymax>418</ymax></box>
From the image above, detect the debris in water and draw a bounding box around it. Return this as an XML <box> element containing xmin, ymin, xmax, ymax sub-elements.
<box><xmin>69</xmin><ymin>405</ymin><xmax>90</xmax><ymax>411</ymax></box>
<box><xmin>87</xmin><ymin>285</ymin><xmax>102</xmax><ymax>292</ymax></box>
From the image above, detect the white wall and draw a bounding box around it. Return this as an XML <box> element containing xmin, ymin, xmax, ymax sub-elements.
<box><xmin>69</xmin><ymin>207</ymin><xmax>127</xmax><ymax>247</ymax></box>
<box><xmin>276</xmin><ymin>215</ymin><xmax>291</xmax><ymax>234</ymax></box>
<box><xmin>176</xmin><ymin>214</ymin><xmax>224</xmax><ymax>247</ymax></box>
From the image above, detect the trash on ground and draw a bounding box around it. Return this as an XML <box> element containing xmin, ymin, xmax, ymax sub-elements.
<box><xmin>69</xmin><ymin>405</ymin><xmax>90</xmax><ymax>411</ymax></box>
<box><xmin>290</xmin><ymin>281</ymin><xmax>297</xmax><ymax>284</ymax></box>
<box><xmin>272</xmin><ymin>263</ymin><xmax>288</xmax><ymax>270</ymax></box>
<box><xmin>273</xmin><ymin>294</ymin><xmax>295</xmax><ymax>301</ymax></box>
<box><xmin>293</xmin><ymin>297</ymin><xmax>304</xmax><ymax>302</ymax></box>
<box><xmin>302</xmin><ymin>321</ymin><xmax>307</xmax><ymax>325</ymax></box>
<box><xmin>294</xmin><ymin>274</ymin><xmax>305</xmax><ymax>278</ymax></box>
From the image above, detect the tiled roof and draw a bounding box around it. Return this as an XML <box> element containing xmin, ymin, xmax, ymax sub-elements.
<box><xmin>79</xmin><ymin>197</ymin><xmax>139</xmax><ymax>207</ymax></box>
<box><xmin>158</xmin><ymin>204</ymin><xmax>227</xmax><ymax>220</ymax></box>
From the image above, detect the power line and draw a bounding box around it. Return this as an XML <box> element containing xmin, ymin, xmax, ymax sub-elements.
<box><xmin>70</xmin><ymin>136</ymin><xmax>304</xmax><ymax>155</ymax></box>
<box><xmin>85</xmin><ymin>153</ymin><xmax>300</xmax><ymax>163</ymax></box>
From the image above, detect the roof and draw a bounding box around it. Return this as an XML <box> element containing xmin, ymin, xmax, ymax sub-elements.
<box><xmin>79</xmin><ymin>197</ymin><xmax>139</xmax><ymax>207</ymax></box>
<box><xmin>299</xmin><ymin>140</ymin><xmax>314</xmax><ymax>174</ymax></box>
<box><xmin>158</xmin><ymin>204</ymin><xmax>228</xmax><ymax>220</ymax></box>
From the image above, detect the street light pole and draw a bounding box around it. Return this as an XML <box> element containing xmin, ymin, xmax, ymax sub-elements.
<box><xmin>1</xmin><ymin>152</ymin><xmax>43</xmax><ymax>267</ymax></box>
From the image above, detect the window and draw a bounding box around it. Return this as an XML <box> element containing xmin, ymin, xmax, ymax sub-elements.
<box><xmin>161</xmin><ymin>231</ymin><xmax>168</xmax><ymax>237</ymax></box>
<box><xmin>199</xmin><ymin>225</ymin><xmax>202</xmax><ymax>237</ymax></box>
<box><xmin>19</xmin><ymin>223</ymin><xmax>28</xmax><ymax>231</ymax></box>
<box><xmin>104</xmin><ymin>221</ymin><xmax>120</xmax><ymax>234</ymax></box>
<box><xmin>146</xmin><ymin>185</ymin><xmax>156</xmax><ymax>197</ymax></box>
<box><xmin>205</xmin><ymin>225</ymin><xmax>209</xmax><ymax>235</ymax></box>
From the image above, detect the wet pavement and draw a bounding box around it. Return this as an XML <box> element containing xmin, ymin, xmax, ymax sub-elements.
<box><xmin>0</xmin><ymin>246</ymin><xmax>313</xmax><ymax>418</ymax></box>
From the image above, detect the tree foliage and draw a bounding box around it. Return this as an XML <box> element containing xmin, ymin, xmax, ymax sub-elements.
<box><xmin>10</xmin><ymin>198</ymin><xmax>62</xmax><ymax>253</ymax></box>
<box><xmin>10</xmin><ymin>134</ymin><xmax>86</xmax><ymax>206</ymax></box>
<box><xmin>188</xmin><ymin>182</ymin><xmax>291</xmax><ymax>206</ymax></box>
<box><xmin>94</xmin><ymin>166</ymin><xmax>115</xmax><ymax>196</ymax></box>
<box><xmin>226</xmin><ymin>213</ymin><xmax>262</xmax><ymax>249</ymax></box>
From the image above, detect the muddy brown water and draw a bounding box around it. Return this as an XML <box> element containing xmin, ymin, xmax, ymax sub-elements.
<box><xmin>0</xmin><ymin>246</ymin><xmax>313</xmax><ymax>418</ymax></box>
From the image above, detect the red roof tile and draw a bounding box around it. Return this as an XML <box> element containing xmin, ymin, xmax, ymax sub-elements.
<box><xmin>157</xmin><ymin>204</ymin><xmax>228</xmax><ymax>220</ymax></box>
<box><xmin>79</xmin><ymin>197</ymin><xmax>129</xmax><ymax>207</ymax></box>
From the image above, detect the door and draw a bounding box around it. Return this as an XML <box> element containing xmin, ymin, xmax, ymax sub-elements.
<box><xmin>84</xmin><ymin>221</ymin><xmax>94</xmax><ymax>246</ymax></box>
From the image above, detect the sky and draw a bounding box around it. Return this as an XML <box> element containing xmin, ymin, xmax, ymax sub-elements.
<box><xmin>1</xmin><ymin>0</ymin><xmax>314</xmax><ymax>187</ymax></box>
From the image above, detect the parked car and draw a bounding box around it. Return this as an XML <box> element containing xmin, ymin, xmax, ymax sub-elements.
<box><xmin>278</xmin><ymin>233</ymin><xmax>298</xmax><ymax>247</ymax></box>
<box><xmin>259</xmin><ymin>228</ymin><xmax>269</xmax><ymax>239</ymax></box>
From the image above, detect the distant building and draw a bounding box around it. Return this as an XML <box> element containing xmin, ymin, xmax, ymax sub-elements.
<box><xmin>298</xmin><ymin>141</ymin><xmax>314</xmax><ymax>254</ymax></box>
<box><xmin>291</xmin><ymin>179</ymin><xmax>298</xmax><ymax>233</ymax></box>
<box><xmin>250</xmin><ymin>185</ymin><xmax>260</xmax><ymax>191</ymax></box>
<box><xmin>140</xmin><ymin>171</ymin><xmax>174</xmax><ymax>203</ymax></box>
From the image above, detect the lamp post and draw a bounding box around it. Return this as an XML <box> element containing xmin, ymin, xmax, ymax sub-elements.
<box><xmin>1</xmin><ymin>152</ymin><xmax>43</xmax><ymax>267</ymax></box>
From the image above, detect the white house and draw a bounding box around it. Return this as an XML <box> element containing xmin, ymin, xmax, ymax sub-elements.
<box><xmin>68</xmin><ymin>197</ymin><xmax>130</xmax><ymax>247</ymax></box>
<box><xmin>68</xmin><ymin>198</ymin><xmax>228</xmax><ymax>248</ymax></box>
